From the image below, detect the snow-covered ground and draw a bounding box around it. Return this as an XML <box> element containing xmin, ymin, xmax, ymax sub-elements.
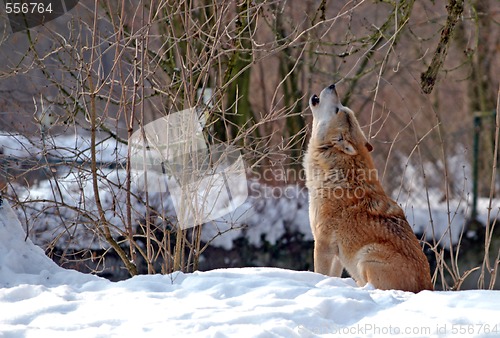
<box><xmin>2</xmin><ymin>197</ymin><xmax>500</xmax><ymax>337</ymax></box>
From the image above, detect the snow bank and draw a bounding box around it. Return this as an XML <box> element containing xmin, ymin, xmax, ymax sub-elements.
<box><xmin>0</xmin><ymin>197</ymin><xmax>99</xmax><ymax>287</ymax></box>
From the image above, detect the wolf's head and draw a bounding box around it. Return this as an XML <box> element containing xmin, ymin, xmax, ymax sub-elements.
<box><xmin>309</xmin><ymin>84</ymin><xmax>373</xmax><ymax>156</ymax></box>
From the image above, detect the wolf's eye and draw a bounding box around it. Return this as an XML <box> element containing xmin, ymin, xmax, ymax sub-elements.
<box><xmin>311</xmin><ymin>95</ymin><xmax>320</xmax><ymax>106</ymax></box>
<box><xmin>335</xmin><ymin>107</ymin><xmax>339</xmax><ymax>114</ymax></box>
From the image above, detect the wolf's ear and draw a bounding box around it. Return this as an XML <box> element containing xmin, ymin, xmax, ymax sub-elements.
<box><xmin>365</xmin><ymin>142</ymin><xmax>373</xmax><ymax>152</ymax></box>
<box><xmin>333</xmin><ymin>135</ymin><xmax>358</xmax><ymax>156</ymax></box>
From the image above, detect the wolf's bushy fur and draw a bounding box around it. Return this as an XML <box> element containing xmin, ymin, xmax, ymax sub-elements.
<box><xmin>304</xmin><ymin>84</ymin><xmax>433</xmax><ymax>293</ymax></box>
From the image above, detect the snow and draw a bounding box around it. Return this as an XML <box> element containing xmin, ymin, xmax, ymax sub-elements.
<box><xmin>2</xmin><ymin>197</ymin><xmax>500</xmax><ymax>337</ymax></box>
<box><xmin>0</xmin><ymin>133</ymin><xmax>36</xmax><ymax>158</ymax></box>
<box><xmin>0</xmin><ymin>130</ymin><xmax>127</xmax><ymax>163</ymax></box>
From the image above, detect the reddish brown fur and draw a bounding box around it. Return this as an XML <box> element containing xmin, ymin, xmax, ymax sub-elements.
<box><xmin>304</xmin><ymin>85</ymin><xmax>433</xmax><ymax>292</ymax></box>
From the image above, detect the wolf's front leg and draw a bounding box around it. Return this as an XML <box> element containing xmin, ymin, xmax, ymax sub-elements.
<box><xmin>314</xmin><ymin>240</ymin><xmax>342</xmax><ymax>277</ymax></box>
<box><xmin>328</xmin><ymin>255</ymin><xmax>343</xmax><ymax>277</ymax></box>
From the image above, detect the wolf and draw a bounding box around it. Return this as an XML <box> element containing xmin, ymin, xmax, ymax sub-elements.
<box><xmin>304</xmin><ymin>84</ymin><xmax>433</xmax><ymax>292</ymax></box>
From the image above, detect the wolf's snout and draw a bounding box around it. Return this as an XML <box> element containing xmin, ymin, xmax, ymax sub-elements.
<box><xmin>311</xmin><ymin>94</ymin><xmax>320</xmax><ymax>106</ymax></box>
<box><xmin>321</xmin><ymin>84</ymin><xmax>339</xmax><ymax>100</ymax></box>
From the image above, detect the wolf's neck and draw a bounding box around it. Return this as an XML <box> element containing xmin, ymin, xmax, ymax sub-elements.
<box><xmin>311</xmin><ymin>120</ymin><xmax>332</xmax><ymax>144</ymax></box>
